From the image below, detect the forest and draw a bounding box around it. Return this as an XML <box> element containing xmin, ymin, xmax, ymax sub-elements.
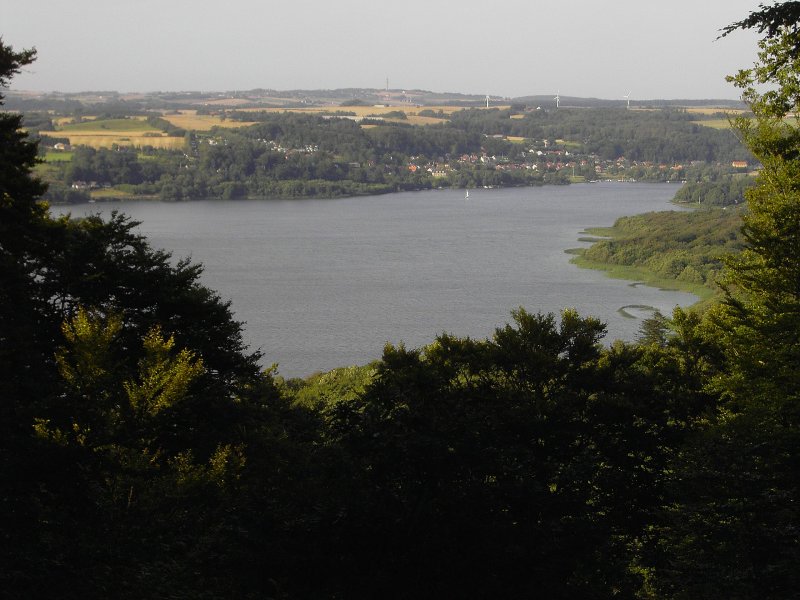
<box><xmin>573</xmin><ymin>207</ymin><xmax>746</xmax><ymax>299</ymax></box>
<box><xmin>1</xmin><ymin>2</ymin><xmax>799</xmax><ymax>597</ymax></box>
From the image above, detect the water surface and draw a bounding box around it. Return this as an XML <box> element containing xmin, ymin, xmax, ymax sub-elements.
<box><xmin>60</xmin><ymin>183</ymin><xmax>695</xmax><ymax>377</ymax></box>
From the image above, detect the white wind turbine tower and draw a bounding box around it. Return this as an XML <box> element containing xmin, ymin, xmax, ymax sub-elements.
<box><xmin>624</xmin><ymin>91</ymin><xmax>632</xmax><ymax>110</ymax></box>
<box><xmin>554</xmin><ymin>90</ymin><xmax>560</xmax><ymax>108</ymax></box>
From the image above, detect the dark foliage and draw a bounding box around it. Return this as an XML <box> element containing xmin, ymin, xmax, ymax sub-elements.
<box><xmin>4</xmin><ymin>5</ymin><xmax>800</xmax><ymax>596</ymax></box>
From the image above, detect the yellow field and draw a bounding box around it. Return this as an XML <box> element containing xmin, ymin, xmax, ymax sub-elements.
<box><xmin>160</xmin><ymin>110</ymin><xmax>258</xmax><ymax>131</ymax></box>
<box><xmin>685</xmin><ymin>107</ymin><xmax>746</xmax><ymax>115</ymax></box>
<box><xmin>696</xmin><ymin>119</ymin><xmax>734</xmax><ymax>129</ymax></box>
<box><xmin>687</xmin><ymin>107</ymin><xmax>743</xmax><ymax>130</ymax></box>
<box><xmin>200</xmin><ymin>98</ymin><xmax>253</xmax><ymax>107</ymax></box>
<box><xmin>40</xmin><ymin>130</ymin><xmax>187</xmax><ymax>149</ymax></box>
<box><xmin>41</xmin><ymin>114</ymin><xmax>188</xmax><ymax>149</ymax></box>
<box><xmin>404</xmin><ymin>116</ymin><xmax>446</xmax><ymax>125</ymax></box>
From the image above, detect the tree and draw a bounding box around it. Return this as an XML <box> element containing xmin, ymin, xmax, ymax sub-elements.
<box><xmin>720</xmin><ymin>1</ymin><xmax>800</xmax><ymax>93</ymax></box>
<box><xmin>645</xmin><ymin>5</ymin><xmax>800</xmax><ymax>597</ymax></box>
<box><xmin>0</xmin><ymin>41</ymin><xmax>66</xmax><ymax>588</ymax></box>
<box><xmin>0</xmin><ymin>40</ymin><xmax>50</xmax><ymax>401</ymax></box>
<box><xmin>316</xmin><ymin>309</ymin><xmax>710</xmax><ymax>599</ymax></box>
<box><xmin>637</xmin><ymin>311</ymin><xmax>669</xmax><ymax>346</ymax></box>
<box><xmin>716</xmin><ymin>1</ymin><xmax>800</xmax><ymax>402</ymax></box>
<box><xmin>0</xmin><ymin>39</ymin><xmax>296</xmax><ymax>598</ymax></box>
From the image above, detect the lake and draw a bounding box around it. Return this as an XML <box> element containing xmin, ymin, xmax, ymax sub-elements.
<box><xmin>58</xmin><ymin>182</ymin><xmax>696</xmax><ymax>378</ymax></box>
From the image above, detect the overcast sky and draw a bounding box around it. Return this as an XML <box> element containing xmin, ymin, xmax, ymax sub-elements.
<box><xmin>3</xmin><ymin>0</ymin><xmax>763</xmax><ymax>99</ymax></box>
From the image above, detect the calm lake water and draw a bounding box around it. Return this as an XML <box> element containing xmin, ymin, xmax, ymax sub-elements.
<box><xmin>58</xmin><ymin>182</ymin><xmax>696</xmax><ymax>378</ymax></box>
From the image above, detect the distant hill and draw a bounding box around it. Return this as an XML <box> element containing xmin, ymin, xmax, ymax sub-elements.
<box><xmin>5</xmin><ymin>87</ymin><xmax>746</xmax><ymax>113</ymax></box>
<box><xmin>515</xmin><ymin>95</ymin><xmax>746</xmax><ymax>110</ymax></box>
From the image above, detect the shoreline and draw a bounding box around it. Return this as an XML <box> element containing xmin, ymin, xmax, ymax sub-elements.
<box><xmin>46</xmin><ymin>178</ymin><xmax>679</xmax><ymax>206</ymax></box>
<box><xmin>567</xmin><ymin>250</ymin><xmax>714</xmax><ymax>304</ymax></box>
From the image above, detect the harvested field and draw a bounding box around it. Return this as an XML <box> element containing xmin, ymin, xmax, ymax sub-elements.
<box><xmin>39</xmin><ymin>131</ymin><xmax>186</xmax><ymax>149</ymax></box>
<box><xmin>695</xmin><ymin>119</ymin><xmax>734</xmax><ymax>129</ymax></box>
<box><xmin>160</xmin><ymin>110</ymin><xmax>258</xmax><ymax>130</ymax></box>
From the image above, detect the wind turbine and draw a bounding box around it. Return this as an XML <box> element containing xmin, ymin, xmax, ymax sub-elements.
<box><xmin>624</xmin><ymin>90</ymin><xmax>632</xmax><ymax>110</ymax></box>
<box><xmin>554</xmin><ymin>90</ymin><xmax>560</xmax><ymax>109</ymax></box>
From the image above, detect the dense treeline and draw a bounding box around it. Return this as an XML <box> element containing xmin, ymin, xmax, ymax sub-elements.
<box><xmin>673</xmin><ymin>173</ymin><xmax>756</xmax><ymax>206</ymax></box>
<box><xmin>65</xmin><ymin>145</ymin><xmax>165</xmax><ymax>186</ymax></box>
<box><xmin>444</xmin><ymin>106</ymin><xmax>750</xmax><ymax>162</ymax></box>
<box><xmin>579</xmin><ymin>207</ymin><xmax>745</xmax><ymax>289</ymax></box>
<box><xmin>231</xmin><ymin>104</ymin><xmax>749</xmax><ymax>165</ymax></box>
<box><xmin>3</xmin><ymin>4</ymin><xmax>800</xmax><ymax>597</ymax></box>
<box><xmin>236</xmin><ymin>112</ymin><xmax>483</xmax><ymax>158</ymax></box>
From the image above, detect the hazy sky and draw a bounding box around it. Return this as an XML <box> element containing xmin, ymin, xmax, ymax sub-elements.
<box><xmin>3</xmin><ymin>0</ymin><xmax>762</xmax><ymax>99</ymax></box>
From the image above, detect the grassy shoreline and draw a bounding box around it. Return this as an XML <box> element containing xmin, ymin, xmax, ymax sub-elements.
<box><xmin>567</xmin><ymin>249</ymin><xmax>715</xmax><ymax>305</ymax></box>
<box><xmin>565</xmin><ymin>207</ymin><xmax>745</xmax><ymax>309</ymax></box>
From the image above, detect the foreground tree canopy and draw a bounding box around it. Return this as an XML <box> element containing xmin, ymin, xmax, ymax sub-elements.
<box><xmin>2</xmin><ymin>3</ymin><xmax>799</xmax><ymax>595</ymax></box>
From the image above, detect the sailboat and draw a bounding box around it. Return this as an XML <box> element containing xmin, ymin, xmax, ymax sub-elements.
<box><xmin>465</xmin><ymin>189</ymin><xmax>470</xmax><ymax>199</ymax></box>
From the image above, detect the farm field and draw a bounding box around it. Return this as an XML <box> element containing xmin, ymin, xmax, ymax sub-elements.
<box><xmin>235</xmin><ymin>104</ymin><xmax>507</xmax><ymax>125</ymax></box>
<box><xmin>43</xmin><ymin>151</ymin><xmax>73</xmax><ymax>162</ymax></box>
<box><xmin>159</xmin><ymin>110</ymin><xmax>258</xmax><ymax>131</ymax></box>
<box><xmin>89</xmin><ymin>187</ymin><xmax>137</xmax><ymax>199</ymax></box>
<box><xmin>40</xmin><ymin>132</ymin><xmax>186</xmax><ymax>149</ymax></box>
<box><xmin>696</xmin><ymin>118</ymin><xmax>734</xmax><ymax>129</ymax></box>
<box><xmin>685</xmin><ymin>107</ymin><xmax>747</xmax><ymax>129</ymax></box>
<box><xmin>37</xmin><ymin>104</ymin><xmax>513</xmax><ymax>150</ymax></box>
<box><xmin>685</xmin><ymin>107</ymin><xmax>746</xmax><ymax>115</ymax></box>
<box><xmin>36</xmin><ymin>106</ymin><xmax>470</xmax><ymax>149</ymax></box>
<box><xmin>56</xmin><ymin>117</ymin><xmax>155</xmax><ymax>132</ymax></box>
<box><xmin>41</xmin><ymin>116</ymin><xmax>186</xmax><ymax>149</ymax></box>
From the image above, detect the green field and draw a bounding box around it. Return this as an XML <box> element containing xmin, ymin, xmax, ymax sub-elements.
<box><xmin>89</xmin><ymin>187</ymin><xmax>137</xmax><ymax>199</ymax></box>
<box><xmin>57</xmin><ymin>118</ymin><xmax>158</xmax><ymax>132</ymax></box>
<box><xmin>43</xmin><ymin>151</ymin><xmax>73</xmax><ymax>162</ymax></box>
